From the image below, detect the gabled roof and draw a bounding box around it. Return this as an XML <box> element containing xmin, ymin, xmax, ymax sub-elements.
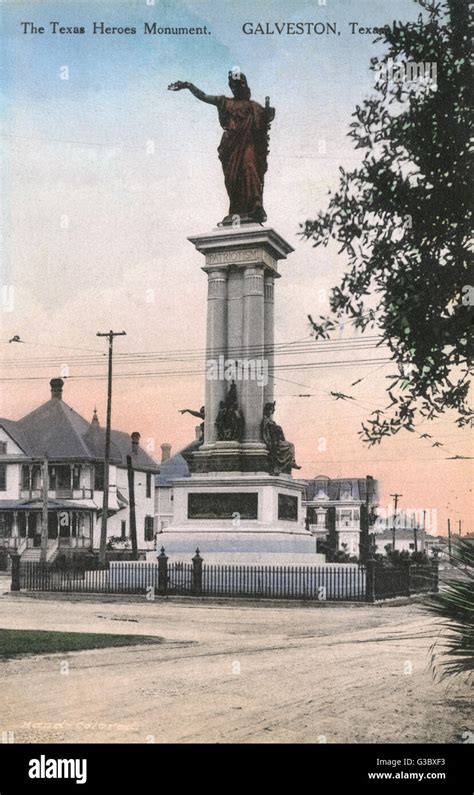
<box><xmin>1</xmin><ymin>394</ymin><xmax>159</xmax><ymax>472</ymax></box>
<box><xmin>18</xmin><ymin>399</ymin><xmax>92</xmax><ymax>460</ymax></box>
<box><xmin>0</xmin><ymin>419</ymin><xmax>33</xmax><ymax>455</ymax></box>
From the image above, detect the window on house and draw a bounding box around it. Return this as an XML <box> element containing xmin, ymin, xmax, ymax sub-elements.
<box><xmin>0</xmin><ymin>442</ymin><xmax>7</xmax><ymax>454</ymax></box>
<box><xmin>21</xmin><ymin>465</ymin><xmax>30</xmax><ymax>490</ymax></box>
<box><xmin>72</xmin><ymin>465</ymin><xmax>81</xmax><ymax>490</ymax></box>
<box><xmin>48</xmin><ymin>466</ymin><xmax>56</xmax><ymax>490</ymax></box>
<box><xmin>146</xmin><ymin>472</ymin><xmax>151</xmax><ymax>499</ymax></box>
<box><xmin>0</xmin><ymin>512</ymin><xmax>13</xmax><ymax>536</ymax></box>
<box><xmin>0</xmin><ymin>465</ymin><xmax>6</xmax><ymax>491</ymax></box>
<box><xmin>18</xmin><ymin>513</ymin><xmax>27</xmax><ymax>537</ymax></box>
<box><xmin>144</xmin><ymin>515</ymin><xmax>154</xmax><ymax>541</ymax></box>
<box><xmin>121</xmin><ymin>520</ymin><xmax>127</xmax><ymax>539</ymax></box>
<box><xmin>31</xmin><ymin>465</ymin><xmax>42</xmax><ymax>489</ymax></box>
<box><xmin>94</xmin><ymin>463</ymin><xmax>105</xmax><ymax>491</ymax></box>
<box><xmin>55</xmin><ymin>465</ymin><xmax>71</xmax><ymax>490</ymax></box>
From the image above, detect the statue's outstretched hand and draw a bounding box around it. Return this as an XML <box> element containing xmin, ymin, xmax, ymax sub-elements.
<box><xmin>168</xmin><ymin>81</ymin><xmax>188</xmax><ymax>91</ymax></box>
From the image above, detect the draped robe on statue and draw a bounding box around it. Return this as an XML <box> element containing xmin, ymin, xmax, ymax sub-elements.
<box><xmin>216</xmin><ymin>98</ymin><xmax>269</xmax><ymax>223</ymax></box>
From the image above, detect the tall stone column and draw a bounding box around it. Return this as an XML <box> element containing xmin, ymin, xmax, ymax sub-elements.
<box><xmin>186</xmin><ymin>226</ymin><xmax>292</xmax><ymax>473</ymax></box>
<box><xmin>226</xmin><ymin>268</ymin><xmax>244</xmax><ymax>366</ymax></box>
<box><xmin>242</xmin><ymin>265</ymin><xmax>265</xmax><ymax>442</ymax></box>
<box><xmin>264</xmin><ymin>274</ymin><xmax>275</xmax><ymax>407</ymax></box>
<box><xmin>205</xmin><ymin>268</ymin><xmax>228</xmax><ymax>444</ymax></box>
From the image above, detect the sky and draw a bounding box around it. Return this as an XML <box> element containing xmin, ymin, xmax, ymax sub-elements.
<box><xmin>1</xmin><ymin>0</ymin><xmax>472</xmax><ymax>535</ymax></box>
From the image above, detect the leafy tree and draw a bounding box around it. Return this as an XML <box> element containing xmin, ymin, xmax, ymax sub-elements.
<box><xmin>302</xmin><ymin>0</ymin><xmax>472</xmax><ymax>443</ymax></box>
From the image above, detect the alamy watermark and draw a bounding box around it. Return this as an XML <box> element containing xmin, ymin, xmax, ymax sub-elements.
<box><xmin>206</xmin><ymin>356</ymin><xmax>268</xmax><ymax>388</ymax></box>
<box><xmin>375</xmin><ymin>58</ymin><xmax>438</xmax><ymax>90</ymax></box>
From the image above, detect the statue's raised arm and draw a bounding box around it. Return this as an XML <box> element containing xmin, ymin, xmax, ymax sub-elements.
<box><xmin>168</xmin><ymin>71</ymin><xmax>275</xmax><ymax>226</ymax></box>
<box><xmin>168</xmin><ymin>81</ymin><xmax>220</xmax><ymax>107</ymax></box>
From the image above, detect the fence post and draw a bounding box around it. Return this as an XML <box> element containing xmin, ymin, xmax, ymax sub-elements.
<box><xmin>10</xmin><ymin>553</ymin><xmax>21</xmax><ymax>592</ymax></box>
<box><xmin>365</xmin><ymin>559</ymin><xmax>375</xmax><ymax>602</ymax></box>
<box><xmin>192</xmin><ymin>548</ymin><xmax>203</xmax><ymax>596</ymax></box>
<box><xmin>157</xmin><ymin>547</ymin><xmax>168</xmax><ymax>595</ymax></box>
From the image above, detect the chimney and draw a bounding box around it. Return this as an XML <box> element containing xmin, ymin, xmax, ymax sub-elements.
<box><xmin>131</xmin><ymin>431</ymin><xmax>140</xmax><ymax>454</ymax></box>
<box><xmin>50</xmin><ymin>378</ymin><xmax>64</xmax><ymax>400</ymax></box>
<box><xmin>161</xmin><ymin>443</ymin><xmax>171</xmax><ymax>462</ymax></box>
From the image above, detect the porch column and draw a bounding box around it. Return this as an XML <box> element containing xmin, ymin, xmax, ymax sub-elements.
<box><xmin>11</xmin><ymin>511</ymin><xmax>18</xmax><ymax>537</ymax></box>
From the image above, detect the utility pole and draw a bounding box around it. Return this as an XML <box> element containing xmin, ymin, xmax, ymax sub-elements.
<box><xmin>422</xmin><ymin>509</ymin><xmax>426</xmax><ymax>556</ymax></box>
<box><xmin>412</xmin><ymin>512</ymin><xmax>418</xmax><ymax>553</ymax></box>
<box><xmin>40</xmin><ymin>456</ymin><xmax>49</xmax><ymax>563</ymax></box>
<box><xmin>447</xmin><ymin>517</ymin><xmax>452</xmax><ymax>562</ymax></box>
<box><xmin>458</xmin><ymin>519</ymin><xmax>462</xmax><ymax>537</ymax></box>
<box><xmin>390</xmin><ymin>493</ymin><xmax>402</xmax><ymax>553</ymax></box>
<box><xmin>96</xmin><ymin>330</ymin><xmax>126</xmax><ymax>564</ymax></box>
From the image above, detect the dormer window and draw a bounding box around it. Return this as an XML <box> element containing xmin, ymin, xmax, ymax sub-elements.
<box><xmin>340</xmin><ymin>481</ymin><xmax>353</xmax><ymax>500</ymax></box>
<box><xmin>314</xmin><ymin>475</ymin><xmax>330</xmax><ymax>501</ymax></box>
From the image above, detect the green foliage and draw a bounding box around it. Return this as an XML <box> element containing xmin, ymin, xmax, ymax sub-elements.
<box><xmin>424</xmin><ymin>538</ymin><xmax>474</xmax><ymax>681</ymax></box>
<box><xmin>374</xmin><ymin>548</ymin><xmax>430</xmax><ymax>566</ymax></box>
<box><xmin>0</xmin><ymin>628</ymin><xmax>162</xmax><ymax>658</ymax></box>
<box><xmin>302</xmin><ymin>0</ymin><xmax>472</xmax><ymax>442</ymax></box>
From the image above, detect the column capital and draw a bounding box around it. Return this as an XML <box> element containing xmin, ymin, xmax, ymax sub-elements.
<box><xmin>243</xmin><ymin>268</ymin><xmax>264</xmax><ymax>297</ymax></box>
<box><xmin>207</xmin><ymin>269</ymin><xmax>228</xmax><ymax>299</ymax></box>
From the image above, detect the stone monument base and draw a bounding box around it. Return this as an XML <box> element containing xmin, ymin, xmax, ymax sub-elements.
<box><xmin>160</xmin><ymin>472</ymin><xmax>318</xmax><ymax>559</ymax></box>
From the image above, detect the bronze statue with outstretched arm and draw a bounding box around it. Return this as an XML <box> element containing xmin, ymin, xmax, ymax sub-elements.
<box><xmin>168</xmin><ymin>72</ymin><xmax>275</xmax><ymax>225</ymax></box>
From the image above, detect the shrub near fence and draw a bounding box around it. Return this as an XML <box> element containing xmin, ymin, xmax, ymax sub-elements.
<box><xmin>13</xmin><ymin>550</ymin><xmax>438</xmax><ymax>602</ymax></box>
<box><xmin>365</xmin><ymin>560</ymin><xmax>438</xmax><ymax>602</ymax></box>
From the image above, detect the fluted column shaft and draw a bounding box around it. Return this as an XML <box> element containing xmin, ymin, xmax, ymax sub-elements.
<box><xmin>241</xmin><ymin>265</ymin><xmax>265</xmax><ymax>442</ymax></box>
<box><xmin>205</xmin><ymin>268</ymin><xmax>227</xmax><ymax>444</ymax></box>
<box><xmin>263</xmin><ymin>274</ymin><xmax>275</xmax><ymax>407</ymax></box>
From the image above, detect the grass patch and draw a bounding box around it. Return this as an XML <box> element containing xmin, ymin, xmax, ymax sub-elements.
<box><xmin>0</xmin><ymin>628</ymin><xmax>162</xmax><ymax>658</ymax></box>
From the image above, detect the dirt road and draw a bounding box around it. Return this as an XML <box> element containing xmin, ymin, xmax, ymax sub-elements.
<box><xmin>1</xmin><ymin>591</ymin><xmax>472</xmax><ymax>744</ymax></box>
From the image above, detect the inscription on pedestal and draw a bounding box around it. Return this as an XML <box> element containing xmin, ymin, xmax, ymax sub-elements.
<box><xmin>188</xmin><ymin>492</ymin><xmax>258</xmax><ymax>520</ymax></box>
<box><xmin>278</xmin><ymin>494</ymin><xmax>298</xmax><ymax>522</ymax></box>
<box><xmin>206</xmin><ymin>248</ymin><xmax>276</xmax><ymax>270</ymax></box>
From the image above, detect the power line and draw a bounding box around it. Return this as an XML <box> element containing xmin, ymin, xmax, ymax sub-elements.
<box><xmin>0</xmin><ymin>357</ymin><xmax>392</xmax><ymax>382</ymax></box>
<box><xmin>1</xmin><ymin>336</ymin><xmax>385</xmax><ymax>368</ymax></box>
